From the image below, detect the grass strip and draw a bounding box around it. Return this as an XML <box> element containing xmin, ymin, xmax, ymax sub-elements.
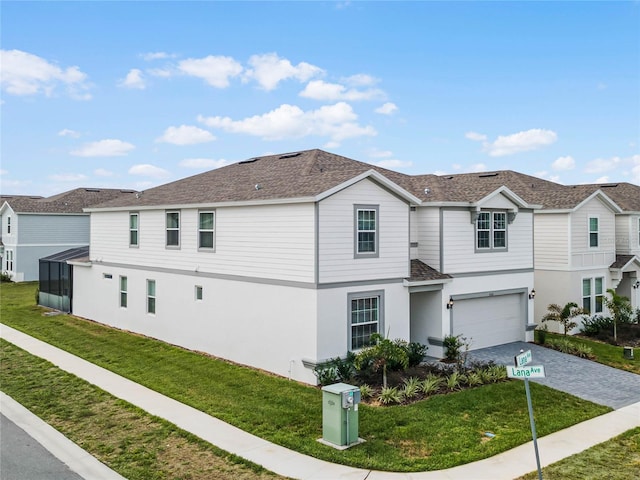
<box><xmin>539</xmin><ymin>331</ymin><xmax>640</xmax><ymax>374</ymax></box>
<box><xmin>516</xmin><ymin>427</ymin><xmax>640</xmax><ymax>480</ymax></box>
<box><xmin>0</xmin><ymin>339</ymin><xmax>282</xmax><ymax>480</ymax></box>
<box><xmin>1</xmin><ymin>282</ymin><xmax>611</xmax><ymax>472</ymax></box>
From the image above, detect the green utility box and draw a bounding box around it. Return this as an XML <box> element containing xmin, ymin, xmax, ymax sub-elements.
<box><xmin>321</xmin><ymin>382</ymin><xmax>361</xmax><ymax>448</ymax></box>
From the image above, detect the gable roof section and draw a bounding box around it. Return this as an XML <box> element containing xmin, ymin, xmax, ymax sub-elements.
<box><xmin>1</xmin><ymin>188</ymin><xmax>137</xmax><ymax>214</ymax></box>
<box><xmin>88</xmin><ymin>149</ymin><xmax>420</xmax><ymax>210</ymax></box>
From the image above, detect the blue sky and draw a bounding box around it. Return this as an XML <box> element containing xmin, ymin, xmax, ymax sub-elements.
<box><xmin>2</xmin><ymin>1</ymin><xmax>639</xmax><ymax>196</ymax></box>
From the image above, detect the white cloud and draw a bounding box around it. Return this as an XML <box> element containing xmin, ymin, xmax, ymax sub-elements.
<box><xmin>119</xmin><ymin>69</ymin><xmax>146</xmax><ymax>89</ymax></box>
<box><xmin>156</xmin><ymin>125</ymin><xmax>215</xmax><ymax>145</ymax></box>
<box><xmin>58</xmin><ymin>128</ymin><xmax>81</xmax><ymax>138</ymax></box>
<box><xmin>631</xmin><ymin>156</ymin><xmax>640</xmax><ymax>185</ymax></box>
<box><xmin>374</xmin><ymin>159</ymin><xmax>413</xmax><ymax>169</ymax></box>
<box><xmin>198</xmin><ymin>102</ymin><xmax>376</xmax><ymax>144</ymax></box>
<box><xmin>141</xmin><ymin>52</ymin><xmax>175</xmax><ymax>61</ymax></box>
<box><xmin>179</xmin><ymin>158</ymin><xmax>229</xmax><ymax>169</ymax></box>
<box><xmin>375</xmin><ymin>102</ymin><xmax>397</xmax><ymax>115</ymax></box>
<box><xmin>484</xmin><ymin>129</ymin><xmax>557</xmax><ymax>157</ymax></box>
<box><xmin>300</xmin><ymin>80</ymin><xmax>384</xmax><ymax>101</ymax></box>
<box><xmin>71</xmin><ymin>139</ymin><xmax>135</xmax><ymax>157</ymax></box>
<box><xmin>369</xmin><ymin>148</ymin><xmax>393</xmax><ymax>158</ymax></box>
<box><xmin>129</xmin><ymin>164</ymin><xmax>170</xmax><ymax>178</ymax></box>
<box><xmin>0</xmin><ymin>49</ymin><xmax>91</xmax><ymax>99</ymax></box>
<box><xmin>94</xmin><ymin>168</ymin><xmax>114</xmax><ymax>177</ymax></box>
<box><xmin>343</xmin><ymin>74</ymin><xmax>378</xmax><ymax>87</ymax></box>
<box><xmin>49</xmin><ymin>173</ymin><xmax>88</xmax><ymax>182</ymax></box>
<box><xmin>465</xmin><ymin>131</ymin><xmax>487</xmax><ymax>141</ymax></box>
<box><xmin>552</xmin><ymin>155</ymin><xmax>575</xmax><ymax>171</ymax></box>
<box><xmin>534</xmin><ymin>170</ymin><xmax>562</xmax><ymax>183</ymax></box>
<box><xmin>245</xmin><ymin>53</ymin><xmax>323</xmax><ymax>91</ymax></box>
<box><xmin>469</xmin><ymin>163</ymin><xmax>488</xmax><ymax>172</ymax></box>
<box><xmin>584</xmin><ymin>156</ymin><xmax>621</xmax><ymax>174</ymax></box>
<box><xmin>148</xmin><ymin>68</ymin><xmax>173</xmax><ymax>78</ymax></box>
<box><xmin>594</xmin><ymin>176</ymin><xmax>610</xmax><ymax>183</ymax></box>
<box><xmin>0</xmin><ymin>169</ymin><xmax>8</xmax><ymax>175</ymax></box>
<box><xmin>178</xmin><ymin>55</ymin><xmax>243</xmax><ymax>88</ymax></box>
<box><xmin>597</xmin><ymin>82</ymin><xmax>607</xmax><ymax>90</ymax></box>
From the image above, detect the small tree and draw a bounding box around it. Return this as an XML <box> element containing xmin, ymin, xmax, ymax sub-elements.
<box><xmin>604</xmin><ymin>288</ymin><xmax>633</xmax><ymax>343</ymax></box>
<box><xmin>541</xmin><ymin>302</ymin><xmax>587</xmax><ymax>335</ymax></box>
<box><xmin>354</xmin><ymin>333</ymin><xmax>408</xmax><ymax>388</ymax></box>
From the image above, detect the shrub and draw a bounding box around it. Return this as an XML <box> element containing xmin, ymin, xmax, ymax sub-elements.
<box><xmin>378</xmin><ymin>386</ymin><xmax>403</xmax><ymax>405</ymax></box>
<box><xmin>359</xmin><ymin>384</ymin><xmax>374</xmax><ymax>400</ymax></box>
<box><xmin>445</xmin><ymin>371</ymin><xmax>465</xmax><ymax>391</ymax></box>
<box><xmin>313</xmin><ymin>354</ymin><xmax>356</xmax><ymax>386</ymax></box>
<box><xmin>573</xmin><ymin>343</ymin><xmax>595</xmax><ymax>359</ymax></box>
<box><xmin>581</xmin><ymin>315</ymin><xmax>613</xmax><ymax>337</ymax></box>
<box><xmin>536</xmin><ymin>324</ymin><xmax>548</xmax><ymax>344</ymax></box>
<box><xmin>443</xmin><ymin>335</ymin><xmax>463</xmax><ymax>362</ymax></box>
<box><xmin>355</xmin><ymin>334</ymin><xmax>409</xmax><ymax>388</ymax></box>
<box><xmin>401</xmin><ymin>377</ymin><xmax>421</xmax><ymax>399</ymax></box>
<box><xmin>406</xmin><ymin>342</ymin><xmax>428</xmax><ymax>367</ymax></box>
<box><xmin>487</xmin><ymin>365</ymin><xmax>507</xmax><ymax>382</ymax></box>
<box><xmin>0</xmin><ymin>271</ymin><xmax>12</xmax><ymax>283</ymax></box>
<box><xmin>465</xmin><ymin>371</ymin><xmax>483</xmax><ymax>387</ymax></box>
<box><xmin>420</xmin><ymin>374</ymin><xmax>443</xmax><ymax>395</ymax></box>
<box><xmin>313</xmin><ymin>361</ymin><xmax>339</xmax><ymax>386</ymax></box>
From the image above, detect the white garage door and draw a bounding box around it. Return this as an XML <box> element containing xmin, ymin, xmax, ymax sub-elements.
<box><xmin>452</xmin><ymin>294</ymin><xmax>524</xmax><ymax>350</ymax></box>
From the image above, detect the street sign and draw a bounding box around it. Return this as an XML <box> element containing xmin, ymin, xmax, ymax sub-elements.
<box><xmin>514</xmin><ymin>349</ymin><xmax>532</xmax><ymax>367</ymax></box>
<box><xmin>507</xmin><ymin>365</ymin><xmax>546</xmax><ymax>379</ymax></box>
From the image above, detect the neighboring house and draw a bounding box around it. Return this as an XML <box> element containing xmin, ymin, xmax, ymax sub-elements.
<box><xmin>73</xmin><ymin>150</ymin><xmax>538</xmax><ymax>384</ymax></box>
<box><xmin>439</xmin><ymin>172</ymin><xmax>640</xmax><ymax>331</ymax></box>
<box><xmin>0</xmin><ymin>188</ymin><xmax>136</xmax><ymax>282</ymax></box>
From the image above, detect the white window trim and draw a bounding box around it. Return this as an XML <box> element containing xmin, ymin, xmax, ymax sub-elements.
<box><xmin>198</xmin><ymin>210</ymin><xmax>216</xmax><ymax>251</ymax></box>
<box><xmin>165</xmin><ymin>211</ymin><xmax>180</xmax><ymax>249</ymax></box>
<box><xmin>129</xmin><ymin>213</ymin><xmax>139</xmax><ymax>247</ymax></box>
<box><xmin>588</xmin><ymin>215</ymin><xmax>599</xmax><ymax>249</ymax></box>
<box><xmin>147</xmin><ymin>279</ymin><xmax>156</xmax><ymax>314</ymax></box>
<box><xmin>119</xmin><ymin>276</ymin><xmax>127</xmax><ymax>308</ymax></box>
<box><xmin>475</xmin><ymin>210</ymin><xmax>508</xmax><ymax>252</ymax></box>
<box><xmin>354</xmin><ymin>204</ymin><xmax>379</xmax><ymax>258</ymax></box>
<box><xmin>6</xmin><ymin>216</ymin><xmax>11</xmax><ymax>235</ymax></box>
<box><xmin>5</xmin><ymin>249</ymin><xmax>13</xmax><ymax>271</ymax></box>
<box><xmin>582</xmin><ymin>276</ymin><xmax>604</xmax><ymax>314</ymax></box>
<box><xmin>348</xmin><ymin>290</ymin><xmax>384</xmax><ymax>351</ymax></box>
<box><xmin>195</xmin><ymin>285</ymin><xmax>203</xmax><ymax>301</ymax></box>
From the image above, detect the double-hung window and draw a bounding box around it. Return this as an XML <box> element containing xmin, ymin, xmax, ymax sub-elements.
<box><xmin>119</xmin><ymin>276</ymin><xmax>127</xmax><ymax>308</ymax></box>
<box><xmin>349</xmin><ymin>291</ymin><xmax>384</xmax><ymax>350</ymax></box>
<box><xmin>198</xmin><ymin>211</ymin><xmax>215</xmax><ymax>250</ymax></box>
<box><xmin>589</xmin><ymin>217</ymin><xmax>599</xmax><ymax>248</ymax></box>
<box><xmin>476</xmin><ymin>211</ymin><xmax>507</xmax><ymax>250</ymax></box>
<box><xmin>166</xmin><ymin>211</ymin><xmax>180</xmax><ymax>247</ymax></box>
<box><xmin>637</xmin><ymin>218</ymin><xmax>640</xmax><ymax>247</ymax></box>
<box><xmin>6</xmin><ymin>216</ymin><xmax>11</xmax><ymax>235</ymax></box>
<box><xmin>195</xmin><ymin>285</ymin><xmax>203</xmax><ymax>301</ymax></box>
<box><xmin>129</xmin><ymin>213</ymin><xmax>139</xmax><ymax>247</ymax></box>
<box><xmin>354</xmin><ymin>205</ymin><xmax>379</xmax><ymax>258</ymax></box>
<box><xmin>5</xmin><ymin>250</ymin><xmax>13</xmax><ymax>271</ymax></box>
<box><xmin>582</xmin><ymin>277</ymin><xmax>604</xmax><ymax>314</ymax></box>
<box><xmin>147</xmin><ymin>279</ymin><xmax>156</xmax><ymax>314</ymax></box>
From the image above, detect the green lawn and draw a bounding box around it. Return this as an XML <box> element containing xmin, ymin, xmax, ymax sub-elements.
<box><xmin>538</xmin><ymin>331</ymin><xmax>640</xmax><ymax>374</ymax></box>
<box><xmin>0</xmin><ymin>281</ymin><xmax>611</xmax><ymax>472</ymax></box>
<box><xmin>1</xmin><ymin>340</ymin><xmax>282</xmax><ymax>480</ymax></box>
<box><xmin>517</xmin><ymin>427</ymin><xmax>640</xmax><ymax>480</ymax></box>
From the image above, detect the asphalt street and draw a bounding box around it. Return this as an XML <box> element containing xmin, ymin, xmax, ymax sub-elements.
<box><xmin>0</xmin><ymin>413</ymin><xmax>84</xmax><ymax>480</ymax></box>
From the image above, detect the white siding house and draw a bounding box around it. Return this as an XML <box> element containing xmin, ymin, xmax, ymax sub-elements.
<box><xmin>72</xmin><ymin>151</ymin><xmax>542</xmax><ymax>383</ymax></box>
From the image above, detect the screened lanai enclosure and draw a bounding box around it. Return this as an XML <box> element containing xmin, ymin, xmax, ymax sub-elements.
<box><xmin>38</xmin><ymin>246</ymin><xmax>88</xmax><ymax>312</ymax></box>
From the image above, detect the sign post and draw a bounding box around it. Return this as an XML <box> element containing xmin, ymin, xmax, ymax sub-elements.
<box><xmin>507</xmin><ymin>350</ymin><xmax>544</xmax><ymax>480</ymax></box>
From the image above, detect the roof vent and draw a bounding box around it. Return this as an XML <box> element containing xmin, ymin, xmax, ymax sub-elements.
<box><xmin>255</xmin><ymin>184</ymin><xmax>262</xmax><ymax>190</ymax></box>
<box><xmin>279</xmin><ymin>152</ymin><xmax>301</xmax><ymax>159</ymax></box>
<box><xmin>239</xmin><ymin>158</ymin><xmax>258</xmax><ymax>164</ymax></box>
<box><xmin>478</xmin><ymin>173</ymin><xmax>499</xmax><ymax>178</ymax></box>
<box><xmin>424</xmin><ymin>187</ymin><xmax>431</xmax><ymax>195</ymax></box>
<box><xmin>600</xmin><ymin>184</ymin><xmax>619</xmax><ymax>188</ymax></box>
<box><xmin>85</xmin><ymin>188</ymin><xmax>101</xmax><ymax>192</ymax></box>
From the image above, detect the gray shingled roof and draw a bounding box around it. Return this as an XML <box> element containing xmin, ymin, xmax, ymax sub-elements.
<box><xmin>82</xmin><ymin>149</ymin><xmax>638</xmax><ymax>212</ymax></box>
<box><xmin>407</xmin><ymin>259</ymin><xmax>452</xmax><ymax>282</ymax></box>
<box><xmin>3</xmin><ymin>188</ymin><xmax>137</xmax><ymax>214</ymax></box>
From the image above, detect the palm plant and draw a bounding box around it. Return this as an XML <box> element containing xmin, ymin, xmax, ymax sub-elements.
<box><xmin>354</xmin><ymin>333</ymin><xmax>409</xmax><ymax>388</ymax></box>
<box><xmin>541</xmin><ymin>302</ymin><xmax>587</xmax><ymax>335</ymax></box>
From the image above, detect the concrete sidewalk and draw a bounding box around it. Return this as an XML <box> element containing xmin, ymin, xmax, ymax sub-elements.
<box><xmin>2</xmin><ymin>323</ymin><xmax>639</xmax><ymax>480</ymax></box>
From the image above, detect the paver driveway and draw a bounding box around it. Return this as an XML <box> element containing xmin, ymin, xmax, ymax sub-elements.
<box><xmin>467</xmin><ymin>341</ymin><xmax>640</xmax><ymax>409</ymax></box>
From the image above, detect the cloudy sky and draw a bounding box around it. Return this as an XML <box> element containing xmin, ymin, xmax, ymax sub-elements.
<box><xmin>1</xmin><ymin>1</ymin><xmax>639</xmax><ymax>196</ymax></box>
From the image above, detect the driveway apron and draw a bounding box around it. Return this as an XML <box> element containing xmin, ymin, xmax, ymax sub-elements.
<box><xmin>466</xmin><ymin>341</ymin><xmax>640</xmax><ymax>410</ymax></box>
